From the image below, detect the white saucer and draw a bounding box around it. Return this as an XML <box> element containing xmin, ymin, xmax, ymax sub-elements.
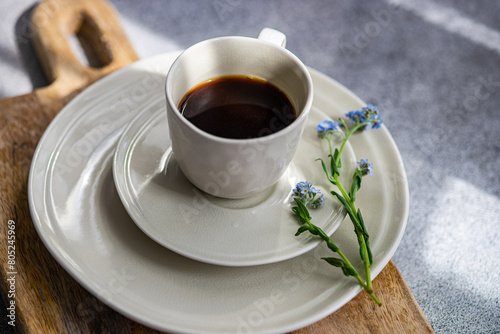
<box><xmin>28</xmin><ymin>51</ymin><xmax>409</xmax><ymax>334</ymax></box>
<box><xmin>113</xmin><ymin>104</ymin><xmax>356</xmax><ymax>266</ymax></box>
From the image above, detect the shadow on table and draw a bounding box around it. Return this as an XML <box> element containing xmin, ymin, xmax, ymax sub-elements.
<box><xmin>14</xmin><ymin>4</ymin><xmax>49</xmax><ymax>91</ymax></box>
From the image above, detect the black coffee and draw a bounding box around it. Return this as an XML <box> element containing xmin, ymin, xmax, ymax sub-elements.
<box><xmin>178</xmin><ymin>75</ymin><xmax>296</xmax><ymax>139</ymax></box>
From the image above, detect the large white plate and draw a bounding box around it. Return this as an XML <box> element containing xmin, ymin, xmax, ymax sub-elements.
<box><xmin>28</xmin><ymin>52</ymin><xmax>409</xmax><ymax>334</ymax></box>
<box><xmin>112</xmin><ymin>102</ymin><xmax>356</xmax><ymax>266</ymax></box>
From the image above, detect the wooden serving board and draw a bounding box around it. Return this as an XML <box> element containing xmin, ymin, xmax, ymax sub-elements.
<box><xmin>0</xmin><ymin>0</ymin><xmax>434</xmax><ymax>332</ymax></box>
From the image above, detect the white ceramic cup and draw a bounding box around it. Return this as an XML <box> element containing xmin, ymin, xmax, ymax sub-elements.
<box><xmin>165</xmin><ymin>28</ymin><xmax>313</xmax><ymax>199</ymax></box>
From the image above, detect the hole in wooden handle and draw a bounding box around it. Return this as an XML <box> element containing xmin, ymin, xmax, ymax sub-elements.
<box><xmin>67</xmin><ymin>12</ymin><xmax>113</xmax><ymax>69</ymax></box>
<box><xmin>31</xmin><ymin>0</ymin><xmax>138</xmax><ymax>104</ymax></box>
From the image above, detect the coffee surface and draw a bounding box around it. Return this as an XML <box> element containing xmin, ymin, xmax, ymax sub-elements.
<box><xmin>178</xmin><ymin>75</ymin><xmax>296</xmax><ymax>139</ymax></box>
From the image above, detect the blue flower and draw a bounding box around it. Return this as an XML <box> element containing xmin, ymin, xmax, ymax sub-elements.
<box><xmin>292</xmin><ymin>181</ymin><xmax>312</xmax><ymax>197</ymax></box>
<box><xmin>346</xmin><ymin>105</ymin><xmax>383</xmax><ymax>130</ymax></box>
<box><xmin>317</xmin><ymin>120</ymin><xmax>341</xmax><ymax>138</ymax></box>
<box><xmin>291</xmin><ymin>181</ymin><xmax>325</xmax><ymax>208</ymax></box>
<box><xmin>369</xmin><ymin>112</ymin><xmax>383</xmax><ymax>129</ymax></box>
<box><xmin>357</xmin><ymin>159</ymin><xmax>373</xmax><ymax>176</ymax></box>
<box><xmin>362</xmin><ymin>104</ymin><xmax>378</xmax><ymax>113</ymax></box>
<box><xmin>310</xmin><ymin>190</ymin><xmax>325</xmax><ymax>209</ymax></box>
<box><xmin>345</xmin><ymin>110</ymin><xmax>366</xmax><ymax>124</ymax></box>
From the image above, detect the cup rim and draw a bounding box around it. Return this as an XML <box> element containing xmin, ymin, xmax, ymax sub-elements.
<box><xmin>165</xmin><ymin>35</ymin><xmax>313</xmax><ymax>144</ymax></box>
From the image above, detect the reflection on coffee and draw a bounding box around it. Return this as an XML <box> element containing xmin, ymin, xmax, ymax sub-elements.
<box><xmin>178</xmin><ymin>75</ymin><xmax>296</xmax><ymax>139</ymax></box>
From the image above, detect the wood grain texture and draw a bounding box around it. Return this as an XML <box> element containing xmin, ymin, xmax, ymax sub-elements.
<box><xmin>291</xmin><ymin>261</ymin><xmax>434</xmax><ymax>334</ymax></box>
<box><xmin>0</xmin><ymin>0</ymin><xmax>434</xmax><ymax>333</ymax></box>
<box><xmin>0</xmin><ymin>93</ymin><xmax>144</xmax><ymax>334</ymax></box>
<box><xmin>0</xmin><ymin>0</ymin><xmax>141</xmax><ymax>332</ymax></box>
<box><xmin>31</xmin><ymin>0</ymin><xmax>138</xmax><ymax>117</ymax></box>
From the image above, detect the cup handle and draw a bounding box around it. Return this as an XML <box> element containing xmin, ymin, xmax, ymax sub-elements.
<box><xmin>258</xmin><ymin>28</ymin><xmax>287</xmax><ymax>48</ymax></box>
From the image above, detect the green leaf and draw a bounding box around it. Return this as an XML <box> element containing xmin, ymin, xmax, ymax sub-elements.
<box><xmin>293</xmin><ymin>198</ymin><xmax>311</xmax><ymax>220</ymax></box>
<box><xmin>322</xmin><ymin>257</ymin><xmax>357</xmax><ymax>277</ymax></box>
<box><xmin>357</xmin><ymin>209</ymin><xmax>369</xmax><ymax>239</ymax></box>
<box><xmin>315</xmin><ymin>226</ymin><xmax>328</xmax><ymax>239</ymax></box>
<box><xmin>291</xmin><ymin>206</ymin><xmax>308</xmax><ymax>225</ymax></box>
<box><xmin>326</xmin><ymin>239</ymin><xmax>339</xmax><ymax>253</ymax></box>
<box><xmin>298</xmin><ymin>216</ymin><xmax>309</xmax><ymax>225</ymax></box>
<box><xmin>358</xmin><ymin>233</ymin><xmax>368</xmax><ymax>263</ymax></box>
<box><xmin>331</xmin><ymin>191</ymin><xmax>360</xmax><ymax>228</ymax></box>
<box><xmin>333</xmin><ymin>148</ymin><xmax>342</xmax><ymax>169</ymax></box>
<box><xmin>292</xmin><ymin>198</ymin><xmax>306</xmax><ymax>217</ymax></box>
<box><xmin>357</xmin><ymin>209</ymin><xmax>373</xmax><ymax>265</ymax></box>
<box><xmin>295</xmin><ymin>225</ymin><xmax>311</xmax><ymax>236</ymax></box>
<box><xmin>295</xmin><ymin>221</ymin><xmax>319</xmax><ymax>236</ymax></box>
<box><xmin>366</xmin><ymin>238</ymin><xmax>373</xmax><ymax>266</ymax></box>
<box><xmin>329</xmin><ymin>154</ymin><xmax>339</xmax><ymax>177</ymax></box>
<box><xmin>350</xmin><ymin>170</ymin><xmax>362</xmax><ymax>202</ymax></box>
<box><xmin>314</xmin><ymin>225</ymin><xmax>335</xmax><ymax>244</ymax></box>
<box><xmin>344</xmin><ymin>265</ymin><xmax>358</xmax><ymax>277</ymax></box>
<box><xmin>316</xmin><ymin>158</ymin><xmax>330</xmax><ymax>179</ymax></box>
<box><xmin>322</xmin><ymin>257</ymin><xmax>345</xmax><ymax>267</ymax></box>
<box><xmin>330</xmin><ymin>190</ymin><xmax>349</xmax><ymax>210</ymax></box>
<box><xmin>309</xmin><ymin>224</ymin><xmax>320</xmax><ymax>235</ymax></box>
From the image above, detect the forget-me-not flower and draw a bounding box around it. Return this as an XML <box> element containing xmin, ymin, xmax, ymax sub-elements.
<box><xmin>357</xmin><ymin>159</ymin><xmax>374</xmax><ymax>176</ymax></box>
<box><xmin>291</xmin><ymin>181</ymin><xmax>325</xmax><ymax>208</ymax></box>
<box><xmin>317</xmin><ymin>120</ymin><xmax>342</xmax><ymax>138</ymax></box>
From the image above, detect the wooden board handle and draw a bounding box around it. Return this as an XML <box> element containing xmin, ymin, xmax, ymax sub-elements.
<box><xmin>31</xmin><ymin>0</ymin><xmax>138</xmax><ymax>115</ymax></box>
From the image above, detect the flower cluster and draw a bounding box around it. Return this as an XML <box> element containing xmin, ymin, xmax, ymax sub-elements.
<box><xmin>357</xmin><ymin>159</ymin><xmax>374</xmax><ymax>176</ymax></box>
<box><xmin>291</xmin><ymin>181</ymin><xmax>325</xmax><ymax>209</ymax></box>
<box><xmin>290</xmin><ymin>104</ymin><xmax>384</xmax><ymax>306</ymax></box>
<box><xmin>345</xmin><ymin>104</ymin><xmax>382</xmax><ymax>130</ymax></box>
<box><xmin>317</xmin><ymin>120</ymin><xmax>342</xmax><ymax>139</ymax></box>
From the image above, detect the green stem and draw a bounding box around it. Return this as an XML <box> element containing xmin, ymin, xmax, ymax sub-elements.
<box><xmin>313</xmin><ymin>116</ymin><xmax>381</xmax><ymax>305</ymax></box>
<box><xmin>333</xmin><ymin>174</ymin><xmax>355</xmax><ymax>213</ymax></box>
<box><xmin>369</xmin><ymin>291</ymin><xmax>381</xmax><ymax>305</ymax></box>
<box><xmin>333</xmin><ymin>172</ymin><xmax>373</xmax><ymax>295</ymax></box>
<box><xmin>362</xmin><ymin>240</ymin><xmax>373</xmax><ymax>292</ymax></box>
<box><xmin>335</xmin><ymin>245</ymin><xmax>367</xmax><ymax>288</ymax></box>
<box><xmin>334</xmin><ymin>121</ymin><xmax>367</xmax><ymax>166</ymax></box>
<box><xmin>302</xmin><ymin>216</ymin><xmax>380</xmax><ymax>305</ymax></box>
